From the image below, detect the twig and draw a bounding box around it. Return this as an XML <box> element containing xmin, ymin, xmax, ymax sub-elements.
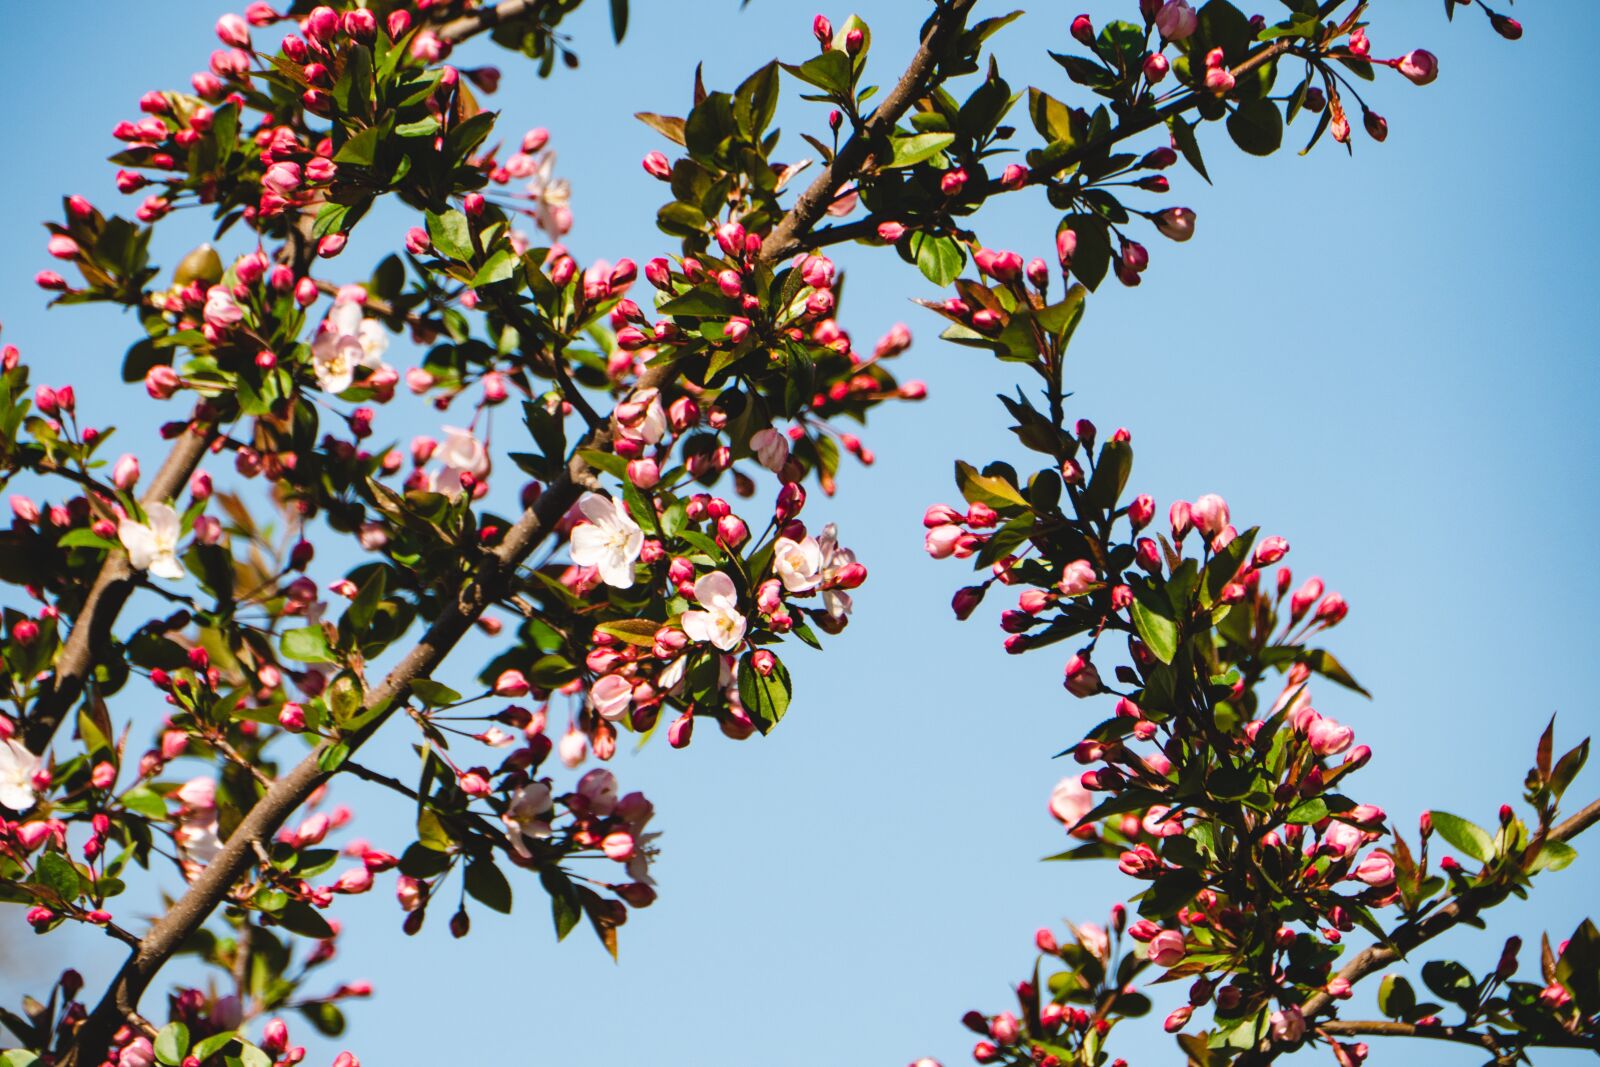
<box><xmin>1318</xmin><ymin>1018</ymin><xmax>1598</xmax><ymax>1056</ymax></box>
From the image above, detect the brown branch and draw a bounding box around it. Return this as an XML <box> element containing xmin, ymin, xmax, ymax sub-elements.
<box><xmin>437</xmin><ymin>0</ymin><xmax>543</xmax><ymax>44</ymax></box>
<box><xmin>1318</xmin><ymin>1019</ymin><xmax>1599</xmax><ymax>1056</ymax></box>
<box><xmin>1223</xmin><ymin>794</ymin><xmax>1600</xmax><ymax>1066</ymax></box>
<box><xmin>762</xmin><ymin>0</ymin><xmax>982</xmax><ymax>263</ymax></box>
<box><xmin>23</xmin><ymin>422</ymin><xmax>214</xmax><ymax>756</ymax></box>
<box><xmin>788</xmin><ymin>38</ymin><xmax>1297</xmax><ymax>258</ymax></box>
<box><xmin>61</xmin><ymin>3</ymin><xmax>986</xmax><ymax>1059</ymax></box>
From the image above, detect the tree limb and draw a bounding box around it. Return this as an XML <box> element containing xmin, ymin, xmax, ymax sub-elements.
<box><xmin>23</xmin><ymin>422</ymin><xmax>214</xmax><ymax>756</ymax></box>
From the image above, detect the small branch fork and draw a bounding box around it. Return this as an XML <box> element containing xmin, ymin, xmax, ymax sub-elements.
<box><xmin>55</xmin><ymin>1</ymin><xmax>987</xmax><ymax>1061</ymax></box>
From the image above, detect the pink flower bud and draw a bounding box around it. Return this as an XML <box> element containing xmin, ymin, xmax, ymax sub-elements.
<box><xmin>1149</xmin><ymin>928</ymin><xmax>1186</xmax><ymax>967</ymax></box>
<box><xmin>1070</xmin><ymin>14</ymin><xmax>1094</xmax><ymax>45</ymax></box>
<box><xmin>1155</xmin><ymin>206</ymin><xmax>1196</xmax><ymax>242</ymax></box>
<box><xmin>494</xmin><ymin>669</ymin><xmax>530</xmax><ymax>697</ymax></box>
<box><xmin>112</xmin><ymin>454</ymin><xmax>141</xmax><ymax>491</ymax></box>
<box><xmin>642</xmin><ymin>151</ymin><xmax>672</xmax><ymax>180</ymax></box>
<box><xmin>1164</xmin><ymin>1005</ymin><xmax>1193</xmax><ymax>1032</ymax></box>
<box><xmin>813</xmin><ymin>15</ymin><xmax>833</xmax><ymax>46</ymax></box>
<box><xmin>343</xmin><ymin>7</ymin><xmax>377</xmax><ymax>42</ymax></box>
<box><xmin>1143</xmin><ymin>52</ymin><xmax>1170</xmax><ymax>82</ymax></box>
<box><xmin>1155</xmin><ymin>0</ymin><xmax>1197</xmax><ymax>40</ymax></box>
<box><xmin>1397</xmin><ymin>49</ymin><xmax>1438</xmax><ymax>86</ymax></box>
<box><xmin>47</xmin><ymin>235</ymin><xmax>81</xmax><ymax>260</ymax></box>
<box><xmin>939</xmin><ymin>168</ymin><xmax>968</xmax><ymax>196</ymax></box>
<box><xmin>278</xmin><ymin>703</ymin><xmax>306</xmax><ymax>732</ymax></box>
<box><xmin>877</xmin><ymin>220</ymin><xmax>906</xmax><ymax>242</ymax></box>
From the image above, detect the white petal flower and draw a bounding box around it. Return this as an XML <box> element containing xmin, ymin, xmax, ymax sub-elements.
<box><xmin>0</xmin><ymin>740</ymin><xmax>41</xmax><ymax>812</ymax></box>
<box><xmin>436</xmin><ymin>426</ymin><xmax>489</xmax><ymax>477</ymax></box>
<box><xmin>502</xmin><ymin>781</ymin><xmax>554</xmax><ymax>858</ymax></box>
<box><xmin>356</xmin><ymin>317</ymin><xmax>389</xmax><ymax>364</ymax></box>
<box><xmin>568</xmin><ymin>492</ymin><xmax>644</xmax><ymax>588</ymax></box>
<box><xmin>118</xmin><ymin>502</ymin><xmax>185</xmax><ymax>580</ymax></box>
<box><xmin>311</xmin><ymin>332</ymin><xmax>362</xmax><ymax>393</ymax></box>
<box><xmin>680</xmin><ymin>570</ymin><xmax>747</xmax><ymax>651</ymax></box>
<box><xmin>772</xmin><ymin>536</ymin><xmax>823</xmax><ymax>593</ymax></box>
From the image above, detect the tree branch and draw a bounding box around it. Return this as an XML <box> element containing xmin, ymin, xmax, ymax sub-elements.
<box><xmin>61</xmin><ymin>2</ymin><xmax>987</xmax><ymax>1058</ymax></box>
<box><xmin>23</xmin><ymin>421</ymin><xmax>214</xmax><ymax>756</ymax></box>
<box><xmin>1225</xmin><ymin>794</ymin><xmax>1600</xmax><ymax>1066</ymax></box>
<box><xmin>762</xmin><ymin>0</ymin><xmax>982</xmax><ymax>263</ymax></box>
<box><xmin>1318</xmin><ymin>1019</ymin><xmax>1599</xmax><ymax>1056</ymax></box>
<box><xmin>437</xmin><ymin>0</ymin><xmax>543</xmax><ymax>44</ymax></box>
<box><xmin>788</xmin><ymin>38</ymin><xmax>1296</xmax><ymax>257</ymax></box>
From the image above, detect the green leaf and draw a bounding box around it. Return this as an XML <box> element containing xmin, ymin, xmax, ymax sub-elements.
<box><xmin>785</xmin><ymin>50</ymin><xmax>852</xmax><ymax>97</ymax></box>
<box><xmin>1302</xmin><ymin>648</ymin><xmax>1370</xmax><ymax>698</ymax></box>
<box><xmin>1083</xmin><ymin>439</ymin><xmax>1132</xmax><ymax>513</ymax></box>
<box><xmin>909</xmin><ymin>232</ymin><xmax>966</xmax><ymax>287</ymax></box>
<box><xmin>887</xmin><ymin>131</ymin><xmax>955</xmax><ymax>168</ymax></box>
<box><xmin>154</xmin><ymin>1022</ymin><xmax>190</xmax><ymax>1066</ymax></box>
<box><xmin>464</xmin><ymin>855</ymin><xmax>513</xmax><ymax>913</ymax></box>
<box><xmin>1556</xmin><ymin>919</ymin><xmax>1600</xmax><ymax>1014</ymax></box>
<box><xmin>955</xmin><ymin>459</ymin><xmax>1029</xmax><ymax>510</ymax></box>
<box><xmin>471</xmin><ymin>248</ymin><xmax>518</xmax><ymax>288</ymax></box>
<box><xmin>634</xmin><ymin>111</ymin><xmax>687</xmax><ymax>146</ymax></box>
<box><xmin>299</xmin><ymin>1002</ymin><xmax>346</xmax><ymax>1038</ymax></box>
<box><xmin>541</xmin><ymin>868</ymin><xmax>582</xmax><ymax>940</ymax></box>
<box><xmin>35</xmin><ymin>851</ymin><xmax>80</xmax><ymax>902</ymax></box>
<box><xmin>409</xmin><ymin>678</ymin><xmax>462</xmax><ymax>707</ymax></box>
<box><xmin>737</xmin><ymin>654</ymin><xmax>792</xmax><ymax>735</ymax></box>
<box><xmin>1421</xmin><ymin>959</ymin><xmax>1477</xmax><ymax>1008</ymax></box>
<box><xmin>280</xmin><ymin>626</ymin><xmax>336</xmax><ymax>664</ymax></box>
<box><xmin>277</xmin><ymin>900</ymin><xmax>336</xmax><ymax>939</ymax></box>
<box><xmin>1528</xmin><ymin>840</ymin><xmax>1577</xmax><ymax>874</ymax></box>
<box><xmin>57</xmin><ymin>528</ymin><xmax>119</xmax><ymax>550</ymax></box>
<box><xmin>333</xmin><ymin>125</ymin><xmax>381</xmax><ymax>166</ymax></box>
<box><xmin>238</xmin><ymin>1043</ymin><xmax>273</xmax><ymax>1067</ymax></box>
<box><xmin>1285</xmin><ymin>797</ymin><xmax>1328</xmax><ymax>825</ymax></box>
<box><xmin>1429</xmin><ymin>810</ymin><xmax>1494</xmax><ymax>864</ymax></box>
<box><xmin>317</xmin><ymin>741</ymin><xmax>350</xmax><ymax>773</ymax></box>
<box><xmin>594</xmin><ymin>619</ymin><xmax>659</xmax><ymax>647</ymax></box>
<box><xmin>191</xmin><ymin>1032</ymin><xmax>242</xmax><ymax>1060</ymax></box>
<box><xmin>1226</xmin><ymin>98</ymin><xmax>1283</xmax><ymax>156</ymax></box>
<box><xmin>609</xmin><ymin>0</ymin><xmax>628</xmax><ymax>42</ymax></box>
<box><xmin>1378</xmin><ymin>974</ymin><xmax>1415</xmax><ymax>1020</ymax></box>
<box><xmin>425</xmin><ymin>209</ymin><xmax>473</xmax><ymax>262</ymax></box>
<box><xmin>529</xmin><ymin>653</ymin><xmax>579</xmax><ymax>688</ymax></box>
<box><xmin>1130</xmin><ymin>580</ymin><xmax>1179</xmax><ymax>664</ymax></box>
<box><xmin>1168</xmin><ymin>115</ymin><xmax>1211</xmax><ymax>182</ymax></box>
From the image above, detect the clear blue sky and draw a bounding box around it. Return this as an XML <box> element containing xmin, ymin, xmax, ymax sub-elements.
<box><xmin>3</xmin><ymin>3</ymin><xmax>1597</xmax><ymax>1065</ymax></box>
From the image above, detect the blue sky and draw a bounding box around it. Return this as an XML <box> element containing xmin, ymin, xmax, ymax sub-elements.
<box><xmin>3</xmin><ymin>3</ymin><xmax>1597</xmax><ymax>1065</ymax></box>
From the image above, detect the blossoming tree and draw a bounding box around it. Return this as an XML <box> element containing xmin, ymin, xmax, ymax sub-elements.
<box><xmin>0</xmin><ymin>1</ymin><xmax>1591</xmax><ymax>1067</ymax></box>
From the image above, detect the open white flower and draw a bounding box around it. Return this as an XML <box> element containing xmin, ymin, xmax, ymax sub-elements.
<box><xmin>502</xmin><ymin>781</ymin><xmax>554</xmax><ymax>858</ymax></box>
<box><xmin>569</xmin><ymin>492</ymin><xmax>644</xmax><ymax>588</ymax></box>
<box><xmin>434</xmin><ymin>426</ymin><xmax>490</xmax><ymax>497</ymax></box>
<box><xmin>118</xmin><ymin>502</ymin><xmax>185</xmax><ymax>580</ymax></box>
<box><xmin>311</xmin><ymin>302</ymin><xmax>388</xmax><ymax>393</ymax></box>
<box><xmin>311</xmin><ymin>331</ymin><xmax>365</xmax><ymax>393</ymax></box>
<box><xmin>680</xmin><ymin>571</ymin><xmax>747</xmax><ymax>651</ymax></box>
<box><xmin>0</xmin><ymin>739</ymin><xmax>41</xmax><ymax>811</ymax></box>
<box><xmin>817</xmin><ymin>523</ymin><xmax>855</xmax><ymax>618</ymax></box>
<box><xmin>772</xmin><ymin>535</ymin><xmax>823</xmax><ymax>593</ymax></box>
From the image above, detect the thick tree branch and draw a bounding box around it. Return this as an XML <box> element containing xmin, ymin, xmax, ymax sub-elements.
<box><xmin>23</xmin><ymin>422</ymin><xmax>214</xmax><ymax>756</ymax></box>
<box><xmin>437</xmin><ymin>0</ymin><xmax>542</xmax><ymax>43</ymax></box>
<box><xmin>762</xmin><ymin>0</ymin><xmax>981</xmax><ymax>263</ymax></box>
<box><xmin>62</xmin><ymin>4</ymin><xmax>988</xmax><ymax>1059</ymax></box>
